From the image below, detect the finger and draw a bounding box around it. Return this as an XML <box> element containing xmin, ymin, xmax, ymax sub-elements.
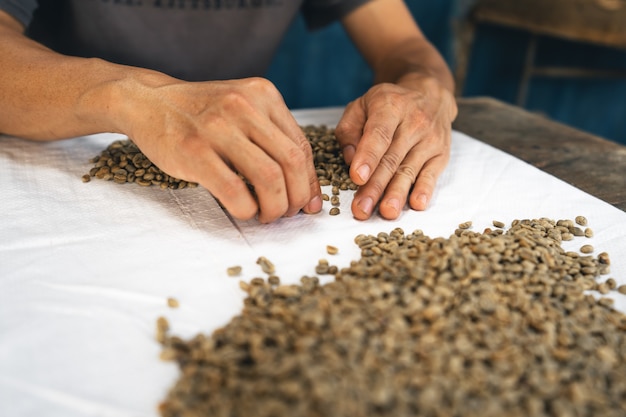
<box><xmin>347</xmin><ymin>107</ymin><xmax>402</xmax><ymax>186</ymax></box>
<box><xmin>224</xmin><ymin>134</ymin><xmax>289</xmax><ymax>224</ymax></box>
<box><xmin>376</xmin><ymin>145</ymin><xmax>438</xmax><ymax>220</ymax></box>
<box><xmin>246</xmin><ymin>114</ymin><xmax>317</xmax><ymax>218</ymax></box>
<box><xmin>349</xmin><ymin>121</ymin><xmax>419</xmax><ymax>220</ymax></box>
<box><xmin>350</xmin><ymin>144</ymin><xmax>421</xmax><ymax>221</ymax></box>
<box><xmin>194</xmin><ymin>149</ymin><xmax>260</xmax><ymax>221</ymax></box>
<box><xmin>409</xmin><ymin>151</ymin><xmax>450</xmax><ymax>212</ymax></box>
<box><xmin>334</xmin><ymin>100</ymin><xmax>365</xmax><ymax>165</ymax></box>
<box><xmin>268</xmin><ymin>107</ymin><xmax>322</xmax><ymax>216</ymax></box>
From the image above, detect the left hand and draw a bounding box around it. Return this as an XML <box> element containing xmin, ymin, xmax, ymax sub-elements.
<box><xmin>335</xmin><ymin>75</ymin><xmax>457</xmax><ymax>220</ymax></box>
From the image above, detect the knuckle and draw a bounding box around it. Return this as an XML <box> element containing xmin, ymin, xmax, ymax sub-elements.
<box><xmin>394</xmin><ymin>163</ymin><xmax>418</xmax><ymax>182</ymax></box>
<box><xmin>246</xmin><ymin>77</ymin><xmax>279</xmax><ymax>96</ymax></box>
<box><xmin>219</xmin><ymin>179</ymin><xmax>249</xmax><ymax>202</ymax></box>
<box><xmin>369</xmin><ymin>124</ymin><xmax>394</xmax><ymax>146</ymax></box>
<box><xmin>288</xmin><ymin>141</ymin><xmax>309</xmax><ymax>166</ymax></box>
<box><xmin>221</xmin><ymin>90</ymin><xmax>251</xmax><ymax>112</ymax></box>
<box><xmin>417</xmin><ymin>167</ymin><xmax>438</xmax><ymax>186</ymax></box>
<box><xmin>334</xmin><ymin>119</ymin><xmax>357</xmax><ymax>140</ymax></box>
<box><xmin>412</xmin><ymin>109</ymin><xmax>433</xmax><ymax>129</ymax></box>
<box><xmin>364</xmin><ymin>179</ymin><xmax>386</xmax><ymax>200</ymax></box>
<box><xmin>378</xmin><ymin>152</ymin><xmax>401</xmax><ymax>174</ymax></box>
<box><xmin>257</xmin><ymin>163</ymin><xmax>283</xmax><ymax>187</ymax></box>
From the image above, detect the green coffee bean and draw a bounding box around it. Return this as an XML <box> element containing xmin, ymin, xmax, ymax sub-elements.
<box><xmin>84</xmin><ymin>139</ymin><xmax>198</xmax><ymax>189</ymax></box>
<box><xmin>227</xmin><ymin>266</ymin><xmax>242</xmax><ymax>277</ymax></box>
<box><xmin>158</xmin><ymin>213</ymin><xmax>626</xmax><ymax>417</ymax></box>
<box><xmin>257</xmin><ymin>257</ymin><xmax>275</xmax><ymax>275</ymax></box>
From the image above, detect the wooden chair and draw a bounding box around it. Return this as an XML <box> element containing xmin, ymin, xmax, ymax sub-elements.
<box><xmin>454</xmin><ymin>0</ymin><xmax>626</xmax><ymax>105</ymax></box>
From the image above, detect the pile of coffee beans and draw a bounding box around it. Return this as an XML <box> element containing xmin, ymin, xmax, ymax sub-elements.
<box><xmin>303</xmin><ymin>125</ymin><xmax>357</xmax><ymax>215</ymax></box>
<box><xmin>156</xmin><ymin>217</ymin><xmax>625</xmax><ymax>417</ymax></box>
<box><xmin>84</xmin><ymin>127</ymin><xmax>354</xmax><ymax>216</ymax></box>
<box><xmin>83</xmin><ymin>139</ymin><xmax>197</xmax><ymax>189</ymax></box>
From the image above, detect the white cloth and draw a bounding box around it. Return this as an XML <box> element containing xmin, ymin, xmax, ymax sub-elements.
<box><xmin>0</xmin><ymin>107</ymin><xmax>624</xmax><ymax>417</ymax></box>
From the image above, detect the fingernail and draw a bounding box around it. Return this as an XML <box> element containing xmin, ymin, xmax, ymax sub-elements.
<box><xmin>343</xmin><ymin>145</ymin><xmax>355</xmax><ymax>164</ymax></box>
<box><xmin>416</xmin><ymin>193</ymin><xmax>429</xmax><ymax>210</ymax></box>
<box><xmin>306</xmin><ymin>195</ymin><xmax>322</xmax><ymax>213</ymax></box>
<box><xmin>356</xmin><ymin>164</ymin><xmax>370</xmax><ymax>183</ymax></box>
<box><xmin>386</xmin><ymin>198</ymin><xmax>401</xmax><ymax>215</ymax></box>
<box><xmin>357</xmin><ymin>196</ymin><xmax>374</xmax><ymax>216</ymax></box>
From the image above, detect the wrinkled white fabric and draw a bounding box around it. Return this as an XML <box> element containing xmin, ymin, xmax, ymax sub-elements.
<box><xmin>1</xmin><ymin>107</ymin><xmax>624</xmax><ymax>417</ymax></box>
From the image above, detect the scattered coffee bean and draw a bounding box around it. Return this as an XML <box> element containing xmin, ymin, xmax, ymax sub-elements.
<box><xmin>155</xmin><ymin>316</ymin><xmax>169</xmax><ymax>344</ymax></box>
<box><xmin>575</xmin><ymin>215</ymin><xmax>588</xmax><ymax>226</ymax></box>
<box><xmin>492</xmin><ymin>220</ymin><xmax>505</xmax><ymax>228</ymax></box>
<box><xmin>458</xmin><ymin>221</ymin><xmax>472</xmax><ymax>229</ymax></box>
<box><xmin>257</xmin><ymin>257</ymin><xmax>275</xmax><ymax>275</ymax></box>
<box><xmin>580</xmin><ymin>244</ymin><xmax>594</xmax><ymax>254</ymax></box>
<box><xmin>227</xmin><ymin>266</ymin><xmax>242</xmax><ymax>277</ymax></box>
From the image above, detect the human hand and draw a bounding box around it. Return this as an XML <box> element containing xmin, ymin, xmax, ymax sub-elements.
<box><xmin>334</xmin><ymin>76</ymin><xmax>457</xmax><ymax>220</ymax></box>
<box><xmin>120</xmin><ymin>76</ymin><xmax>322</xmax><ymax>223</ymax></box>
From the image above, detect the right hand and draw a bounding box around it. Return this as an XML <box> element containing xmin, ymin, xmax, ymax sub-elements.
<box><xmin>117</xmin><ymin>76</ymin><xmax>322</xmax><ymax>223</ymax></box>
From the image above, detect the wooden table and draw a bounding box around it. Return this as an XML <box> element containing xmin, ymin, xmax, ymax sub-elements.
<box><xmin>453</xmin><ymin>97</ymin><xmax>626</xmax><ymax>211</ymax></box>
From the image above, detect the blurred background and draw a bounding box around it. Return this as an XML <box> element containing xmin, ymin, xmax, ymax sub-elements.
<box><xmin>266</xmin><ymin>0</ymin><xmax>626</xmax><ymax>145</ymax></box>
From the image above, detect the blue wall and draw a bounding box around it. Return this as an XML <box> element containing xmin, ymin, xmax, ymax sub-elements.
<box><xmin>265</xmin><ymin>1</ymin><xmax>626</xmax><ymax>145</ymax></box>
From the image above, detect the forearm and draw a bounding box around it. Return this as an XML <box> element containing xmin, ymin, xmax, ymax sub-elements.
<box><xmin>0</xmin><ymin>13</ymin><xmax>170</xmax><ymax>140</ymax></box>
<box><xmin>341</xmin><ymin>0</ymin><xmax>455</xmax><ymax>101</ymax></box>
<box><xmin>373</xmin><ymin>36</ymin><xmax>455</xmax><ymax>95</ymax></box>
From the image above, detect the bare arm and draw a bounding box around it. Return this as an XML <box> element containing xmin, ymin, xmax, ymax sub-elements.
<box><xmin>0</xmin><ymin>11</ymin><xmax>136</xmax><ymax>139</ymax></box>
<box><xmin>0</xmin><ymin>10</ymin><xmax>322</xmax><ymax>223</ymax></box>
<box><xmin>337</xmin><ymin>0</ymin><xmax>457</xmax><ymax>220</ymax></box>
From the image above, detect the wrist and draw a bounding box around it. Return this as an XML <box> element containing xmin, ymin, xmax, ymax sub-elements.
<box><xmin>397</xmin><ymin>72</ymin><xmax>458</xmax><ymax>120</ymax></box>
<box><xmin>76</xmin><ymin>59</ymin><xmax>176</xmax><ymax>137</ymax></box>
